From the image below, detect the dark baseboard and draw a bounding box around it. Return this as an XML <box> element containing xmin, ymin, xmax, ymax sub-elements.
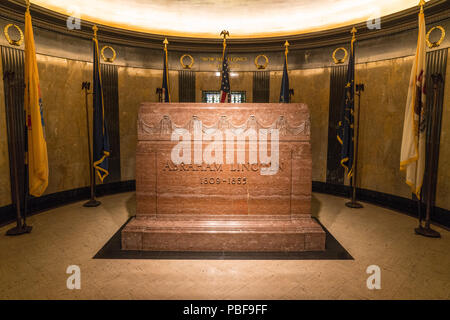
<box><xmin>1</xmin><ymin>180</ymin><xmax>448</xmax><ymax>230</ymax></box>
<box><xmin>312</xmin><ymin>181</ymin><xmax>450</xmax><ymax>229</ymax></box>
<box><xmin>0</xmin><ymin>180</ymin><xmax>135</xmax><ymax>227</ymax></box>
<box><xmin>0</xmin><ymin>204</ymin><xmax>15</xmax><ymax>227</ymax></box>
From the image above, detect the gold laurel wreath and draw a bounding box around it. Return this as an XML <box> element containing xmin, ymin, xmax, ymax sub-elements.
<box><xmin>180</xmin><ymin>54</ymin><xmax>194</xmax><ymax>69</ymax></box>
<box><xmin>3</xmin><ymin>24</ymin><xmax>24</xmax><ymax>46</ymax></box>
<box><xmin>100</xmin><ymin>46</ymin><xmax>116</xmax><ymax>63</ymax></box>
<box><xmin>332</xmin><ymin>47</ymin><xmax>348</xmax><ymax>64</ymax></box>
<box><xmin>254</xmin><ymin>54</ymin><xmax>269</xmax><ymax>69</ymax></box>
<box><xmin>426</xmin><ymin>26</ymin><xmax>445</xmax><ymax>48</ymax></box>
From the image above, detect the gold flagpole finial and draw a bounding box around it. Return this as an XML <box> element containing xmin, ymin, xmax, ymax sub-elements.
<box><xmin>284</xmin><ymin>40</ymin><xmax>290</xmax><ymax>54</ymax></box>
<box><xmin>25</xmin><ymin>0</ymin><xmax>30</xmax><ymax>10</ymax></box>
<box><xmin>419</xmin><ymin>0</ymin><xmax>425</xmax><ymax>12</ymax></box>
<box><xmin>163</xmin><ymin>37</ymin><xmax>169</xmax><ymax>49</ymax></box>
<box><xmin>351</xmin><ymin>27</ymin><xmax>357</xmax><ymax>39</ymax></box>
<box><xmin>220</xmin><ymin>30</ymin><xmax>229</xmax><ymax>39</ymax></box>
<box><xmin>350</xmin><ymin>27</ymin><xmax>357</xmax><ymax>52</ymax></box>
<box><xmin>92</xmin><ymin>25</ymin><xmax>98</xmax><ymax>39</ymax></box>
<box><xmin>220</xmin><ymin>30</ymin><xmax>229</xmax><ymax>46</ymax></box>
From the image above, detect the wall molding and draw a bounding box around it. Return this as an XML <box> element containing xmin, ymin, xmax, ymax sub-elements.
<box><xmin>1</xmin><ymin>180</ymin><xmax>448</xmax><ymax>229</ymax></box>
<box><xmin>1</xmin><ymin>43</ymin><xmax>445</xmax><ymax>73</ymax></box>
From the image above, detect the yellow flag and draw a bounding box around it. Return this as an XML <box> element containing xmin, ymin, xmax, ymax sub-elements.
<box><xmin>400</xmin><ymin>5</ymin><xmax>427</xmax><ymax>199</ymax></box>
<box><xmin>24</xmin><ymin>7</ymin><xmax>48</xmax><ymax>197</ymax></box>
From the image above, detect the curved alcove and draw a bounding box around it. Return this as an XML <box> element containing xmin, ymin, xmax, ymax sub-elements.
<box><xmin>0</xmin><ymin>0</ymin><xmax>449</xmax><ymax>229</ymax></box>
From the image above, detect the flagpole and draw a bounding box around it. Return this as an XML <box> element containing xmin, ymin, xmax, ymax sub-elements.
<box><xmin>415</xmin><ymin>73</ymin><xmax>442</xmax><ymax>238</ymax></box>
<box><xmin>5</xmin><ymin>0</ymin><xmax>33</xmax><ymax>236</ymax></box>
<box><xmin>4</xmin><ymin>71</ymin><xmax>32</xmax><ymax>235</ymax></box>
<box><xmin>346</xmin><ymin>82</ymin><xmax>364</xmax><ymax>209</ymax></box>
<box><xmin>411</xmin><ymin>0</ymin><xmax>439</xmax><ymax>238</ymax></box>
<box><xmin>163</xmin><ymin>37</ymin><xmax>170</xmax><ymax>102</ymax></box>
<box><xmin>285</xmin><ymin>41</ymin><xmax>290</xmax><ymax>103</ymax></box>
<box><xmin>84</xmin><ymin>25</ymin><xmax>102</xmax><ymax>207</ymax></box>
<box><xmin>20</xmin><ymin>0</ymin><xmax>32</xmax><ymax>228</ymax></box>
<box><xmin>22</xmin><ymin>89</ymin><xmax>30</xmax><ymax>230</ymax></box>
<box><xmin>220</xmin><ymin>30</ymin><xmax>229</xmax><ymax>60</ymax></box>
<box><xmin>284</xmin><ymin>40</ymin><xmax>289</xmax><ymax>71</ymax></box>
<box><xmin>279</xmin><ymin>40</ymin><xmax>290</xmax><ymax>103</ymax></box>
<box><xmin>82</xmin><ymin>81</ymin><xmax>100</xmax><ymax>207</ymax></box>
<box><xmin>414</xmin><ymin>86</ymin><xmax>425</xmax><ymax>230</ymax></box>
<box><xmin>345</xmin><ymin>27</ymin><xmax>363</xmax><ymax>209</ymax></box>
<box><xmin>346</xmin><ymin>85</ymin><xmax>364</xmax><ymax>209</ymax></box>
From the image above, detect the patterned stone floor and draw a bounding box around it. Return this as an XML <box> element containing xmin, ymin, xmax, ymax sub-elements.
<box><xmin>0</xmin><ymin>192</ymin><xmax>448</xmax><ymax>299</ymax></box>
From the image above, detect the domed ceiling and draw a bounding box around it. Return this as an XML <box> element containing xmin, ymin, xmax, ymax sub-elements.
<box><xmin>31</xmin><ymin>0</ymin><xmax>428</xmax><ymax>38</ymax></box>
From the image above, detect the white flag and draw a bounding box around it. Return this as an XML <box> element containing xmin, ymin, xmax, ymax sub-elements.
<box><xmin>400</xmin><ymin>6</ymin><xmax>427</xmax><ymax>199</ymax></box>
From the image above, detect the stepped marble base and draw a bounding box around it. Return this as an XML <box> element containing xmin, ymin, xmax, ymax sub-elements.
<box><xmin>122</xmin><ymin>215</ymin><xmax>325</xmax><ymax>252</ymax></box>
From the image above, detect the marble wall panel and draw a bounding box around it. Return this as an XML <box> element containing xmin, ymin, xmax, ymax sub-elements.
<box><xmin>37</xmin><ymin>55</ymin><xmax>91</xmax><ymax>194</ymax></box>
<box><xmin>230</xmin><ymin>72</ymin><xmax>253</xmax><ymax>103</ymax></box>
<box><xmin>290</xmin><ymin>68</ymin><xmax>330</xmax><ymax>183</ymax></box>
<box><xmin>355</xmin><ymin>56</ymin><xmax>414</xmax><ymax>198</ymax></box>
<box><xmin>118</xmin><ymin>67</ymin><xmax>159</xmax><ymax>181</ymax></box>
<box><xmin>195</xmin><ymin>72</ymin><xmax>218</xmax><ymax>102</ymax></box>
<box><xmin>269</xmin><ymin>71</ymin><xmax>282</xmax><ymax>103</ymax></box>
<box><xmin>118</xmin><ymin>67</ymin><xmax>179</xmax><ymax>180</ymax></box>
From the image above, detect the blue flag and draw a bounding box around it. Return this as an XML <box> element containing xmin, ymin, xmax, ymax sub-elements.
<box><xmin>162</xmin><ymin>41</ymin><xmax>170</xmax><ymax>102</ymax></box>
<box><xmin>92</xmin><ymin>32</ymin><xmax>110</xmax><ymax>183</ymax></box>
<box><xmin>337</xmin><ymin>34</ymin><xmax>356</xmax><ymax>178</ymax></box>
<box><xmin>279</xmin><ymin>44</ymin><xmax>290</xmax><ymax>103</ymax></box>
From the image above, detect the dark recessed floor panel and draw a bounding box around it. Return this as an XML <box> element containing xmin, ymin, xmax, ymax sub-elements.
<box><xmin>93</xmin><ymin>217</ymin><xmax>353</xmax><ymax>260</ymax></box>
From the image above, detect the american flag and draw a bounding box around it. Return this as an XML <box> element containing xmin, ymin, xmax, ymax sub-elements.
<box><xmin>220</xmin><ymin>45</ymin><xmax>230</xmax><ymax>103</ymax></box>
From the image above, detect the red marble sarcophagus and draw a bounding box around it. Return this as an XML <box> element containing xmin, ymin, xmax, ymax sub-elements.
<box><xmin>121</xmin><ymin>103</ymin><xmax>325</xmax><ymax>251</ymax></box>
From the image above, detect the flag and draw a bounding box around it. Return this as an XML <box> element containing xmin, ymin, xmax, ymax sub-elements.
<box><xmin>92</xmin><ymin>28</ymin><xmax>110</xmax><ymax>183</ymax></box>
<box><xmin>400</xmin><ymin>5</ymin><xmax>427</xmax><ymax>199</ymax></box>
<box><xmin>337</xmin><ymin>30</ymin><xmax>356</xmax><ymax>178</ymax></box>
<box><xmin>279</xmin><ymin>42</ymin><xmax>290</xmax><ymax>103</ymax></box>
<box><xmin>162</xmin><ymin>38</ymin><xmax>170</xmax><ymax>102</ymax></box>
<box><xmin>220</xmin><ymin>40</ymin><xmax>230</xmax><ymax>103</ymax></box>
<box><xmin>24</xmin><ymin>6</ymin><xmax>48</xmax><ymax>197</ymax></box>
